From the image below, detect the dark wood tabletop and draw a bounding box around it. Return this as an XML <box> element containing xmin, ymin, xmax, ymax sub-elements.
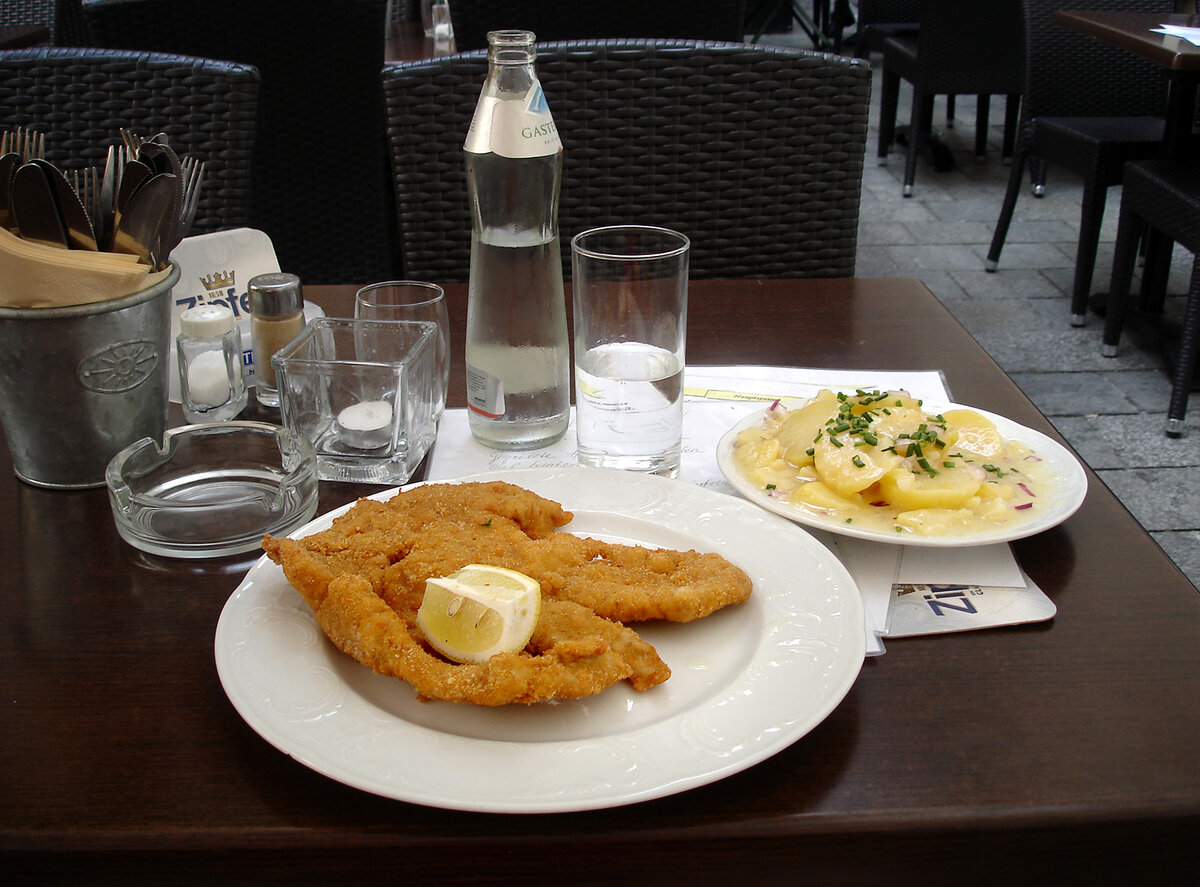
<box><xmin>4</xmin><ymin>278</ymin><xmax>1199</xmax><ymax>885</ymax></box>
<box><xmin>0</xmin><ymin>23</ymin><xmax>50</xmax><ymax>50</ymax></box>
<box><xmin>385</xmin><ymin>19</ymin><xmax>452</xmax><ymax>63</ymax></box>
<box><xmin>1055</xmin><ymin>11</ymin><xmax>1200</xmax><ymax>72</ymax></box>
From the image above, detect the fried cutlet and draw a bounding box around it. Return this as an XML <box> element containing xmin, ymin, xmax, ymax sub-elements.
<box><xmin>263</xmin><ymin>481</ymin><xmax>752</xmax><ymax>705</ymax></box>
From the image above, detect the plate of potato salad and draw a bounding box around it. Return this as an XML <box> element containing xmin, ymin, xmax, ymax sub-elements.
<box><xmin>717</xmin><ymin>389</ymin><xmax>1087</xmax><ymax>547</ymax></box>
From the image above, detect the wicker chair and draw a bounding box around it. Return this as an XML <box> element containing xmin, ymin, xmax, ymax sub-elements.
<box><xmin>446</xmin><ymin>1</ymin><xmax>747</xmax><ymax>52</ymax></box>
<box><xmin>853</xmin><ymin>0</ymin><xmax>919</xmax><ymax>59</ymax></box>
<box><xmin>1101</xmin><ymin>158</ymin><xmax>1200</xmax><ymax>436</ymax></box>
<box><xmin>82</xmin><ymin>0</ymin><xmax>397</xmax><ymax>285</ymax></box>
<box><xmin>985</xmin><ymin>0</ymin><xmax>1173</xmax><ymax>327</ymax></box>
<box><xmin>382</xmin><ymin>38</ymin><xmax>871</xmax><ymax>281</ymax></box>
<box><xmin>0</xmin><ymin>47</ymin><xmax>258</xmax><ymax>234</ymax></box>
<box><xmin>878</xmin><ymin>0</ymin><xmax>1024</xmax><ymax>198</ymax></box>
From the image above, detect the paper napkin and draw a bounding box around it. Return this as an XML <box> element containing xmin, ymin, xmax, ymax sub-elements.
<box><xmin>0</xmin><ymin>226</ymin><xmax>162</xmax><ymax>308</ymax></box>
<box><xmin>1152</xmin><ymin>24</ymin><xmax>1200</xmax><ymax>47</ymax></box>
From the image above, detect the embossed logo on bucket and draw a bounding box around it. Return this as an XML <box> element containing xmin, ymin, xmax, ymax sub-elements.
<box><xmin>77</xmin><ymin>339</ymin><xmax>160</xmax><ymax>393</ymax></box>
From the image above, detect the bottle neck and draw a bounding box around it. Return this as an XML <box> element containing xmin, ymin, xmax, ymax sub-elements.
<box><xmin>485</xmin><ymin>30</ymin><xmax>537</xmax><ymax>98</ymax></box>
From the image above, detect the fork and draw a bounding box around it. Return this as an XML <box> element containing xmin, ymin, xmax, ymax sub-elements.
<box><xmin>172</xmin><ymin>156</ymin><xmax>206</xmax><ymax>247</ymax></box>
<box><xmin>71</xmin><ymin>166</ymin><xmax>104</xmax><ymax>244</ymax></box>
<box><xmin>119</xmin><ymin>127</ymin><xmax>143</xmax><ymax>156</ymax></box>
<box><xmin>1</xmin><ymin>126</ymin><xmax>45</xmax><ymax>161</ymax></box>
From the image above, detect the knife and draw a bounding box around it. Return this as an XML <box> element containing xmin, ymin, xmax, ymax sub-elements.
<box><xmin>10</xmin><ymin>162</ymin><xmax>69</xmax><ymax>249</ymax></box>
<box><xmin>112</xmin><ymin>172</ymin><xmax>178</xmax><ymax>266</ymax></box>
<box><xmin>31</xmin><ymin>159</ymin><xmax>97</xmax><ymax>251</ymax></box>
<box><xmin>0</xmin><ymin>151</ymin><xmax>19</xmax><ymax>231</ymax></box>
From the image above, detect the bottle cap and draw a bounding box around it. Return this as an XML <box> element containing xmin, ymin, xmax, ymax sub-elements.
<box><xmin>179</xmin><ymin>303</ymin><xmax>235</xmax><ymax>338</ymax></box>
<box><xmin>249</xmin><ymin>272</ymin><xmax>304</xmax><ymax>316</ymax></box>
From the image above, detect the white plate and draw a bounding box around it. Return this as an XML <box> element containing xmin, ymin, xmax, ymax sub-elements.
<box><xmin>214</xmin><ymin>467</ymin><xmax>864</xmax><ymax>813</ymax></box>
<box><xmin>717</xmin><ymin>401</ymin><xmax>1088</xmax><ymax>548</ymax></box>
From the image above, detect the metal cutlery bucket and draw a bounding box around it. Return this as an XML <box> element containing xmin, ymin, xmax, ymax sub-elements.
<box><xmin>0</xmin><ymin>262</ymin><xmax>180</xmax><ymax>488</ymax></box>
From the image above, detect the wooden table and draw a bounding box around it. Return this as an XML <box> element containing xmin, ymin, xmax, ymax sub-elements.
<box><xmin>385</xmin><ymin>18</ymin><xmax>453</xmax><ymax>62</ymax></box>
<box><xmin>0</xmin><ymin>23</ymin><xmax>50</xmax><ymax>49</ymax></box>
<box><xmin>3</xmin><ymin>278</ymin><xmax>1199</xmax><ymax>885</ymax></box>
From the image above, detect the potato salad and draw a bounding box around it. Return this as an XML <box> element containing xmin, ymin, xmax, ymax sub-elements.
<box><xmin>731</xmin><ymin>389</ymin><xmax>1054</xmax><ymax>537</ymax></box>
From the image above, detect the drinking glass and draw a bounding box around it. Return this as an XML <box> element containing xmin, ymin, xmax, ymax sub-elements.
<box><xmin>355</xmin><ymin>280</ymin><xmax>449</xmax><ymax>420</ymax></box>
<box><xmin>570</xmin><ymin>226</ymin><xmax>690</xmax><ymax>477</ymax></box>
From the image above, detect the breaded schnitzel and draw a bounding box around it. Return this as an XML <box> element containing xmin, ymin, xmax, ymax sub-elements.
<box><xmin>263</xmin><ymin>481</ymin><xmax>753</xmax><ymax>706</ymax></box>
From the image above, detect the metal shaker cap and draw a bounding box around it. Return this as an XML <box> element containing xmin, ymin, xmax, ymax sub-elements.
<box><xmin>248</xmin><ymin>272</ymin><xmax>304</xmax><ymax>316</ymax></box>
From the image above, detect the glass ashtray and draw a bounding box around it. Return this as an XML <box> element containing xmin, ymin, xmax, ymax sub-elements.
<box><xmin>106</xmin><ymin>421</ymin><xmax>319</xmax><ymax>559</ymax></box>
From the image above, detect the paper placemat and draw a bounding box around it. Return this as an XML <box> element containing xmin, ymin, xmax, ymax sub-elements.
<box><xmin>426</xmin><ymin>366</ymin><xmax>1056</xmax><ymax>655</ymax></box>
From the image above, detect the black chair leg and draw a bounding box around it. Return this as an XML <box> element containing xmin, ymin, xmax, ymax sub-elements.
<box><xmin>879</xmin><ymin>67</ymin><xmax>899</xmax><ymax>163</ymax></box>
<box><xmin>986</xmin><ymin>151</ymin><xmax>1026</xmax><ymax>270</ymax></box>
<box><xmin>1102</xmin><ymin>204</ymin><xmax>1145</xmax><ymax>356</ymax></box>
<box><xmin>903</xmin><ymin>91</ymin><xmax>932</xmax><ymax>197</ymax></box>
<box><xmin>975</xmin><ymin>94</ymin><xmax>990</xmax><ymax>161</ymax></box>
<box><xmin>946</xmin><ymin>94</ymin><xmax>955</xmax><ymax>128</ymax></box>
<box><xmin>1001</xmin><ymin>94</ymin><xmax>1019</xmax><ymax>163</ymax></box>
<box><xmin>1138</xmin><ymin>229</ymin><xmax>1175</xmax><ymax>314</ymax></box>
<box><xmin>1166</xmin><ymin>257</ymin><xmax>1200</xmax><ymax>436</ymax></box>
<box><xmin>1031</xmin><ymin>157</ymin><xmax>1046</xmax><ymax>197</ymax></box>
<box><xmin>1070</xmin><ymin>182</ymin><xmax>1109</xmax><ymax>326</ymax></box>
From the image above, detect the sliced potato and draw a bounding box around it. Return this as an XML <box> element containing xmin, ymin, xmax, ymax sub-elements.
<box><xmin>943</xmin><ymin>409</ymin><xmax>1005</xmax><ymax>459</ymax></box>
<box><xmin>813</xmin><ymin>433</ymin><xmax>890</xmax><ymax>496</ymax></box>
<box><xmin>790</xmin><ymin>480</ymin><xmax>865</xmax><ymax>513</ymax></box>
<box><xmin>775</xmin><ymin>390</ymin><xmax>839</xmax><ymax>467</ymax></box>
<box><xmin>877</xmin><ymin>464</ymin><xmax>984</xmax><ymax>510</ymax></box>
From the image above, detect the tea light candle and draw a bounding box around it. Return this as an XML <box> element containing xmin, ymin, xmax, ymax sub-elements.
<box><xmin>336</xmin><ymin>400</ymin><xmax>393</xmax><ymax>449</ymax></box>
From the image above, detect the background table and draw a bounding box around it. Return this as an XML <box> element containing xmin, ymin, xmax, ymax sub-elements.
<box><xmin>1055</xmin><ymin>11</ymin><xmax>1200</xmax><ymax>157</ymax></box>
<box><xmin>1055</xmin><ymin>12</ymin><xmax>1200</xmax><ymax>321</ymax></box>
<box><xmin>3</xmin><ymin>278</ymin><xmax>1198</xmax><ymax>884</ymax></box>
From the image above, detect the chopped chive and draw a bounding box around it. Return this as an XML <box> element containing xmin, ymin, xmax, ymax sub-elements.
<box><xmin>852</xmin><ymin>455</ymin><xmax>865</xmax><ymax>468</ymax></box>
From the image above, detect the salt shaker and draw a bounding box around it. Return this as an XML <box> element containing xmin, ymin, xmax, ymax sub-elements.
<box><xmin>177</xmin><ymin>303</ymin><xmax>247</xmax><ymax>423</ymax></box>
<box><xmin>249</xmin><ymin>272</ymin><xmax>305</xmax><ymax>408</ymax></box>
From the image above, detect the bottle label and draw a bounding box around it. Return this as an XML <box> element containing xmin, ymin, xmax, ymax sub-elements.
<box><xmin>465</xmin><ymin>361</ymin><xmax>505</xmax><ymax>418</ymax></box>
<box><xmin>464</xmin><ymin>82</ymin><xmax>562</xmax><ymax>159</ymax></box>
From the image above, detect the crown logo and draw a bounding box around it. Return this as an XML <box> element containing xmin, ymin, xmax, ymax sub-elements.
<box><xmin>200</xmin><ymin>270</ymin><xmax>235</xmax><ymax>291</ymax></box>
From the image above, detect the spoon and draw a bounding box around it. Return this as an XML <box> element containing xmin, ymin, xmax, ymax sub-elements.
<box><xmin>10</xmin><ymin>162</ymin><xmax>69</xmax><ymax>249</ymax></box>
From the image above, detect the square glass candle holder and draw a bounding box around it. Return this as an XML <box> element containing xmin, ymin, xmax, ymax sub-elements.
<box><xmin>272</xmin><ymin>317</ymin><xmax>438</xmax><ymax>484</ymax></box>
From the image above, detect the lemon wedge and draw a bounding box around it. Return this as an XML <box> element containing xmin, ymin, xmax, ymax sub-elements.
<box><xmin>416</xmin><ymin>564</ymin><xmax>542</xmax><ymax>664</ymax></box>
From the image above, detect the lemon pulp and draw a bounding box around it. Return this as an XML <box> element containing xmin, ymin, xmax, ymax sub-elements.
<box><xmin>416</xmin><ymin>564</ymin><xmax>541</xmax><ymax>664</ymax></box>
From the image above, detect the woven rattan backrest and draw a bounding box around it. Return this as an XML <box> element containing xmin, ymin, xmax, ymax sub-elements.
<box><xmin>0</xmin><ymin>47</ymin><xmax>258</xmax><ymax>233</ymax></box>
<box><xmin>856</xmin><ymin>0</ymin><xmax>920</xmax><ymax>29</ymax></box>
<box><xmin>383</xmin><ymin>39</ymin><xmax>870</xmax><ymax>281</ymax></box>
<box><xmin>1021</xmin><ymin>0</ymin><xmax>1170</xmax><ymax>125</ymax></box>
<box><xmin>447</xmin><ymin>1</ymin><xmax>747</xmax><ymax>52</ymax></box>
<box><xmin>1</xmin><ymin>1</ymin><xmax>55</xmax><ymax>29</ymax></box>
<box><xmin>83</xmin><ymin>0</ymin><xmax>395</xmax><ymax>284</ymax></box>
<box><xmin>915</xmin><ymin>0</ymin><xmax>1024</xmax><ymax>94</ymax></box>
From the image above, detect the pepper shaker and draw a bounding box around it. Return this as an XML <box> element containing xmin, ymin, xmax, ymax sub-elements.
<box><xmin>177</xmin><ymin>303</ymin><xmax>247</xmax><ymax>423</ymax></box>
<box><xmin>249</xmin><ymin>272</ymin><xmax>305</xmax><ymax>408</ymax></box>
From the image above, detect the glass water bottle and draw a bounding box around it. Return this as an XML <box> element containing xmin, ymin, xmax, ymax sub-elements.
<box><xmin>463</xmin><ymin>29</ymin><xmax>570</xmax><ymax>450</ymax></box>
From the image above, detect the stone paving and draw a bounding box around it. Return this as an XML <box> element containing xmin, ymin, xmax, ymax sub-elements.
<box><xmin>764</xmin><ymin>32</ymin><xmax>1200</xmax><ymax>589</ymax></box>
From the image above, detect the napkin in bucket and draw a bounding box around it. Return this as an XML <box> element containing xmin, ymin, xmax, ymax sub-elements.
<box><xmin>0</xmin><ymin>226</ymin><xmax>168</xmax><ymax>308</ymax></box>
